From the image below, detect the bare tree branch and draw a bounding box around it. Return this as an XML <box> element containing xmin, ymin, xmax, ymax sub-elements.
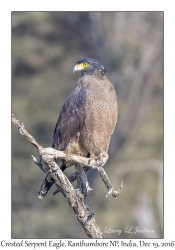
<box><xmin>12</xmin><ymin>113</ymin><xmax>123</xmax><ymax>238</ymax></box>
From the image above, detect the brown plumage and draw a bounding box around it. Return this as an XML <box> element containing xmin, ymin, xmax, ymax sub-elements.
<box><xmin>52</xmin><ymin>58</ymin><xmax>118</xmax><ymax>168</ymax></box>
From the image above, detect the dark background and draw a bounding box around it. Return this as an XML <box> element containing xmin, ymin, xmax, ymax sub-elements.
<box><xmin>12</xmin><ymin>11</ymin><xmax>163</xmax><ymax>238</ymax></box>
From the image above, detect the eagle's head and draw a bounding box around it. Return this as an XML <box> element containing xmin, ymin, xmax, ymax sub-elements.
<box><xmin>73</xmin><ymin>58</ymin><xmax>106</xmax><ymax>77</ymax></box>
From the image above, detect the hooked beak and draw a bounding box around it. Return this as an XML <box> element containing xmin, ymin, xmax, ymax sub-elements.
<box><xmin>72</xmin><ymin>63</ymin><xmax>84</xmax><ymax>74</ymax></box>
<box><xmin>73</xmin><ymin>65</ymin><xmax>78</xmax><ymax>74</ymax></box>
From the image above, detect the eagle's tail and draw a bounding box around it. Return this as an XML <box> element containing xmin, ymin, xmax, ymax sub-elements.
<box><xmin>38</xmin><ymin>165</ymin><xmax>66</xmax><ymax>199</ymax></box>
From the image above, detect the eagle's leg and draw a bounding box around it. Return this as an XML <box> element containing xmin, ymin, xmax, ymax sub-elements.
<box><xmin>52</xmin><ymin>166</ymin><xmax>91</xmax><ymax>196</ymax></box>
<box><xmin>76</xmin><ymin>164</ymin><xmax>93</xmax><ymax>198</ymax></box>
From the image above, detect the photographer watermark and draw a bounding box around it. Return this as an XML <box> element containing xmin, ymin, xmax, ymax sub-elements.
<box><xmin>100</xmin><ymin>225</ymin><xmax>155</xmax><ymax>235</ymax></box>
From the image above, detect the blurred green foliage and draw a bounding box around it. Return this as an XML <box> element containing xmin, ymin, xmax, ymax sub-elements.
<box><xmin>12</xmin><ymin>12</ymin><xmax>163</xmax><ymax>239</ymax></box>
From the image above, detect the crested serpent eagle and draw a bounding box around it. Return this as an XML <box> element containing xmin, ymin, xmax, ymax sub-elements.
<box><xmin>38</xmin><ymin>58</ymin><xmax>118</xmax><ymax>198</ymax></box>
<box><xmin>52</xmin><ymin>58</ymin><xmax>118</xmax><ymax>170</ymax></box>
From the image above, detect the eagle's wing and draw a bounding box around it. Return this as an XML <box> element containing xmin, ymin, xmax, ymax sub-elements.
<box><xmin>52</xmin><ymin>85</ymin><xmax>87</xmax><ymax>150</ymax></box>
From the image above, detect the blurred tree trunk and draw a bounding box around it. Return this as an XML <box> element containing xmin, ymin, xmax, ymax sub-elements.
<box><xmin>89</xmin><ymin>12</ymin><xmax>106</xmax><ymax>64</ymax></box>
<box><xmin>109</xmin><ymin>30</ymin><xmax>163</xmax><ymax>160</ymax></box>
<box><xmin>88</xmin><ymin>15</ymin><xmax>163</xmax><ymax>182</ymax></box>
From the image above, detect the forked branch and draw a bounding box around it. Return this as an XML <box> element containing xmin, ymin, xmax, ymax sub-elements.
<box><xmin>12</xmin><ymin>114</ymin><xmax>123</xmax><ymax>238</ymax></box>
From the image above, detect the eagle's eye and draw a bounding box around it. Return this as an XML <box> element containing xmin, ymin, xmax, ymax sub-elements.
<box><xmin>83</xmin><ymin>62</ymin><xmax>89</xmax><ymax>68</ymax></box>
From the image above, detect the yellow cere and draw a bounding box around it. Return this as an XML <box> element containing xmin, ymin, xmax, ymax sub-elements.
<box><xmin>74</xmin><ymin>62</ymin><xmax>89</xmax><ymax>72</ymax></box>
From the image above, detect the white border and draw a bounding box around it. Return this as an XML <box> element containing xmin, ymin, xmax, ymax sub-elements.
<box><xmin>1</xmin><ymin>0</ymin><xmax>175</xmax><ymax>247</ymax></box>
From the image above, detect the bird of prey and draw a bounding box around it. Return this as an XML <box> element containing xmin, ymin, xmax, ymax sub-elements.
<box><xmin>38</xmin><ymin>58</ymin><xmax>118</xmax><ymax>198</ymax></box>
<box><xmin>52</xmin><ymin>57</ymin><xmax>118</xmax><ymax>169</ymax></box>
